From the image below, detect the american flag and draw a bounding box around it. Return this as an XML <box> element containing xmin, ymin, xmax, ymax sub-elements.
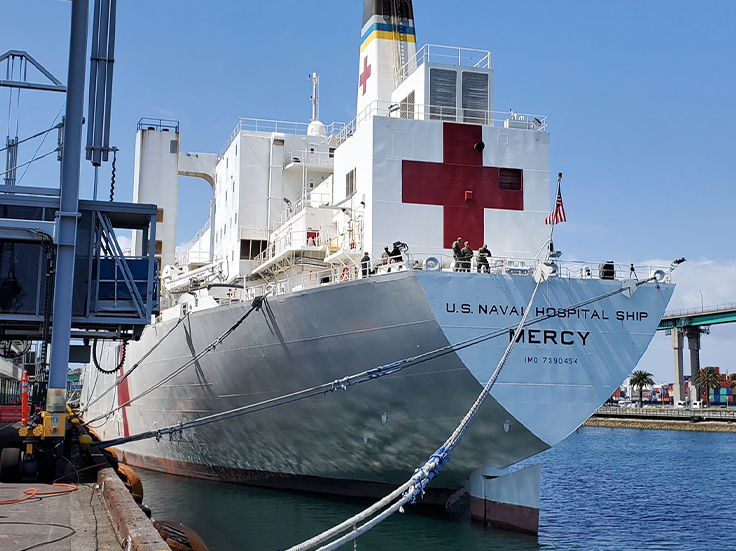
<box><xmin>545</xmin><ymin>188</ymin><xmax>566</xmax><ymax>225</ymax></box>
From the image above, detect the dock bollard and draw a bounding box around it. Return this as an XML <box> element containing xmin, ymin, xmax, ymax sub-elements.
<box><xmin>21</xmin><ymin>370</ymin><xmax>29</xmax><ymax>426</ymax></box>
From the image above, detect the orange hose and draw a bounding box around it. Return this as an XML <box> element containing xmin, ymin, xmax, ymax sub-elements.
<box><xmin>0</xmin><ymin>482</ymin><xmax>77</xmax><ymax>505</ymax></box>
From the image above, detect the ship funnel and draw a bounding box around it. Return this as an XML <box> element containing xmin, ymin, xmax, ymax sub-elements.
<box><xmin>357</xmin><ymin>0</ymin><xmax>416</xmax><ymax>115</ymax></box>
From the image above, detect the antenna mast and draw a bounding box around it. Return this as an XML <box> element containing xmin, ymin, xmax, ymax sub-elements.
<box><xmin>309</xmin><ymin>72</ymin><xmax>319</xmax><ymax>122</ymax></box>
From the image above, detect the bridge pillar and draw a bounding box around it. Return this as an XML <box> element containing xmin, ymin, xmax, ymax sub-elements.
<box><xmin>685</xmin><ymin>327</ymin><xmax>701</xmax><ymax>401</ymax></box>
<box><xmin>671</xmin><ymin>328</ymin><xmax>685</xmax><ymax>403</ymax></box>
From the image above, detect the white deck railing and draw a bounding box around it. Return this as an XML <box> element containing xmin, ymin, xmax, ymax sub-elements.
<box><xmin>396</xmin><ymin>44</ymin><xmax>492</xmax><ymax>83</ymax></box>
<box><xmin>336</xmin><ymin>101</ymin><xmax>547</xmax><ymax>146</ymax></box>
<box><xmin>219</xmin><ymin>118</ymin><xmax>346</xmax><ymax>158</ymax></box>
<box><xmin>222</xmin><ymin>253</ymin><xmax>670</xmax><ymax>304</ymax></box>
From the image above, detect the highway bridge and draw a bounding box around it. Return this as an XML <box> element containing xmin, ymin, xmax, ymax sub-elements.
<box><xmin>656</xmin><ymin>303</ymin><xmax>736</xmax><ymax>404</ymax></box>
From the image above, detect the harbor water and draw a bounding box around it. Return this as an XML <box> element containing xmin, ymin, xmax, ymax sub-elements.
<box><xmin>136</xmin><ymin>427</ymin><xmax>736</xmax><ymax>550</ymax></box>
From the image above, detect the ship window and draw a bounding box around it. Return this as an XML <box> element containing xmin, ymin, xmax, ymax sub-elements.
<box><xmin>400</xmin><ymin>91</ymin><xmax>415</xmax><ymax>119</ymax></box>
<box><xmin>429</xmin><ymin>69</ymin><xmax>457</xmax><ymax>121</ymax></box>
<box><xmin>462</xmin><ymin>72</ymin><xmax>489</xmax><ymax>124</ymax></box>
<box><xmin>499</xmin><ymin>168</ymin><xmax>522</xmax><ymax>191</ymax></box>
<box><xmin>329</xmin><ymin>147</ymin><xmax>335</xmax><ymax>158</ymax></box>
<box><xmin>240</xmin><ymin>239</ymin><xmax>268</xmax><ymax>260</ymax></box>
<box><xmin>346</xmin><ymin>169</ymin><xmax>356</xmax><ymax>197</ymax></box>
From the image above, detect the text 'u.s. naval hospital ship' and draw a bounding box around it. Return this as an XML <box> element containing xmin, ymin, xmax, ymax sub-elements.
<box><xmin>82</xmin><ymin>0</ymin><xmax>675</xmax><ymax>534</ymax></box>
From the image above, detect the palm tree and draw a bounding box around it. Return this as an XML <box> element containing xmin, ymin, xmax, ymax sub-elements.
<box><xmin>694</xmin><ymin>366</ymin><xmax>721</xmax><ymax>406</ymax></box>
<box><xmin>629</xmin><ymin>370</ymin><xmax>654</xmax><ymax>408</ymax></box>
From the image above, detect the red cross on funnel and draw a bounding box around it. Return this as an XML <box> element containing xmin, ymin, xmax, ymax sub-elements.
<box><xmin>359</xmin><ymin>57</ymin><xmax>371</xmax><ymax>96</ymax></box>
<box><xmin>402</xmin><ymin>123</ymin><xmax>524</xmax><ymax>249</ymax></box>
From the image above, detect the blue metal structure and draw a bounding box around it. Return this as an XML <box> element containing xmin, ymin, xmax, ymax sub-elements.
<box><xmin>0</xmin><ymin>190</ymin><xmax>159</xmax><ymax>343</ymax></box>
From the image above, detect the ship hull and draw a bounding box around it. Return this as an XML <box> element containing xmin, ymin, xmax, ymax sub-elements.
<box><xmin>82</xmin><ymin>269</ymin><xmax>673</xmax><ymax>505</ymax></box>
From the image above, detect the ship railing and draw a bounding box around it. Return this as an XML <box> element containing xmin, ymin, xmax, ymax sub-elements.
<box><xmin>219</xmin><ymin>118</ymin><xmax>346</xmax><ymax>158</ymax></box>
<box><xmin>250</xmin><ymin>248</ymin><xmax>669</xmax><ymax>285</ymax></box>
<box><xmin>271</xmin><ymin>191</ymin><xmax>333</xmax><ymax>231</ymax></box>
<box><xmin>181</xmin><ymin>250</ymin><xmax>210</xmax><ymax>267</ymax></box>
<box><xmin>393</xmin><ymin>252</ymin><xmax>669</xmax><ymax>282</ymax></box>
<box><xmin>241</xmin><ymin>264</ymin><xmax>364</xmax><ymax>301</ymax></box>
<box><xmin>396</xmin><ymin>43</ymin><xmax>492</xmax><ymax>84</ymax></box>
<box><xmin>137</xmin><ymin>117</ymin><xmax>179</xmax><ymax>133</ymax></box>
<box><xmin>252</xmin><ymin>230</ymin><xmax>324</xmax><ymax>267</ymax></box>
<box><xmin>176</xmin><ymin>218</ymin><xmax>211</xmax><ymax>265</ymax></box>
<box><xmin>252</xmin><ymin>226</ymin><xmax>363</xmax><ymax>269</ymax></box>
<box><xmin>239</xmin><ymin>254</ymin><xmax>671</xmax><ymax>304</ymax></box>
<box><xmin>325</xmin><ymin>231</ymin><xmax>364</xmax><ymax>255</ymax></box>
<box><xmin>335</xmin><ymin>101</ymin><xmax>547</xmax><ymax>146</ymax></box>
<box><xmin>285</xmin><ymin>149</ymin><xmax>334</xmax><ymax>170</ymax></box>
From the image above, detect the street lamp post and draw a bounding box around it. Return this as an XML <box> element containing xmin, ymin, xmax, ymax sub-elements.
<box><xmin>698</xmin><ymin>290</ymin><xmax>703</xmax><ymax>312</ymax></box>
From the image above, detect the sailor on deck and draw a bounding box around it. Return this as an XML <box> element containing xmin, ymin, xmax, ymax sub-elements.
<box><xmin>381</xmin><ymin>246</ymin><xmax>390</xmax><ymax>265</ymax></box>
<box><xmin>452</xmin><ymin>237</ymin><xmax>463</xmax><ymax>271</ymax></box>
<box><xmin>477</xmin><ymin>244</ymin><xmax>491</xmax><ymax>273</ymax></box>
<box><xmin>361</xmin><ymin>252</ymin><xmax>371</xmax><ymax>278</ymax></box>
<box><xmin>460</xmin><ymin>241</ymin><xmax>473</xmax><ymax>272</ymax></box>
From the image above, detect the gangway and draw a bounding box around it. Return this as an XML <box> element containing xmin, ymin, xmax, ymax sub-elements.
<box><xmin>0</xmin><ymin>189</ymin><xmax>159</xmax><ymax>342</ymax></box>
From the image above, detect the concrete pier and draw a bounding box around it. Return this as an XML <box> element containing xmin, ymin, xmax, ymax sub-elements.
<box><xmin>0</xmin><ymin>481</ymin><xmax>120</xmax><ymax>550</ymax></box>
<box><xmin>0</xmin><ymin>421</ymin><xmax>172</xmax><ymax>551</ymax></box>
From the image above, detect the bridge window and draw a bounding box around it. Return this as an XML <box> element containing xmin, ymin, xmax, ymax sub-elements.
<box><xmin>400</xmin><ymin>91</ymin><xmax>415</xmax><ymax>119</ymax></box>
<box><xmin>499</xmin><ymin>168</ymin><xmax>522</xmax><ymax>191</ymax></box>
<box><xmin>346</xmin><ymin>169</ymin><xmax>356</xmax><ymax>197</ymax></box>
<box><xmin>240</xmin><ymin>239</ymin><xmax>268</xmax><ymax>260</ymax></box>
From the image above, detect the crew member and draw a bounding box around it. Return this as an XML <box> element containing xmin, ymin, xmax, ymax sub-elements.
<box><xmin>389</xmin><ymin>243</ymin><xmax>402</xmax><ymax>263</ymax></box>
<box><xmin>452</xmin><ymin>237</ymin><xmax>463</xmax><ymax>271</ymax></box>
<box><xmin>381</xmin><ymin>246</ymin><xmax>390</xmax><ymax>265</ymax></box>
<box><xmin>361</xmin><ymin>252</ymin><xmax>371</xmax><ymax>278</ymax></box>
<box><xmin>460</xmin><ymin>241</ymin><xmax>473</xmax><ymax>272</ymax></box>
<box><xmin>477</xmin><ymin>244</ymin><xmax>491</xmax><ymax>273</ymax></box>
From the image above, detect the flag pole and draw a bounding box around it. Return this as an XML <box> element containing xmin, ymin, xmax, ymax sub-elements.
<box><xmin>548</xmin><ymin>172</ymin><xmax>562</xmax><ymax>252</ymax></box>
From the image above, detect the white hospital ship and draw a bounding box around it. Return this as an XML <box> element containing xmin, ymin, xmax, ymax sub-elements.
<box><xmin>82</xmin><ymin>0</ymin><xmax>674</xmax><ymax>534</ymax></box>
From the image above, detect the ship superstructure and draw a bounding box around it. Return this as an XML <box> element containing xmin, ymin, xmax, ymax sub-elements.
<box><xmin>82</xmin><ymin>0</ymin><xmax>675</xmax><ymax>535</ymax></box>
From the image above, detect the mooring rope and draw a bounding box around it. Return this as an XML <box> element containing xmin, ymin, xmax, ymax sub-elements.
<box><xmin>83</xmin><ymin>295</ymin><xmax>266</xmax><ymax>426</ymax></box>
<box><xmin>79</xmin><ymin>312</ymin><xmax>189</xmax><ymax>416</ymax></box>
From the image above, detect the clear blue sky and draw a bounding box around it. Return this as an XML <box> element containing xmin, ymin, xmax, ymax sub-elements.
<box><xmin>2</xmin><ymin>0</ymin><xmax>735</xmax><ymax>383</ymax></box>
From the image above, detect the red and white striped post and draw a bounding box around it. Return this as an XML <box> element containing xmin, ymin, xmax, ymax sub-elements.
<box><xmin>21</xmin><ymin>370</ymin><xmax>29</xmax><ymax>426</ymax></box>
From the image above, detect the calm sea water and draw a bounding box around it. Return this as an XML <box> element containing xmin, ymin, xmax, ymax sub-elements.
<box><xmin>136</xmin><ymin>427</ymin><xmax>736</xmax><ymax>551</ymax></box>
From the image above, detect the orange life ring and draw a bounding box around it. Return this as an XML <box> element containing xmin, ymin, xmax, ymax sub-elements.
<box><xmin>341</xmin><ymin>267</ymin><xmax>350</xmax><ymax>282</ymax></box>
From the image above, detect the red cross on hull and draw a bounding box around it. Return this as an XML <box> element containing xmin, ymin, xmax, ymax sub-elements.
<box><xmin>402</xmin><ymin>123</ymin><xmax>524</xmax><ymax>249</ymax></box>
